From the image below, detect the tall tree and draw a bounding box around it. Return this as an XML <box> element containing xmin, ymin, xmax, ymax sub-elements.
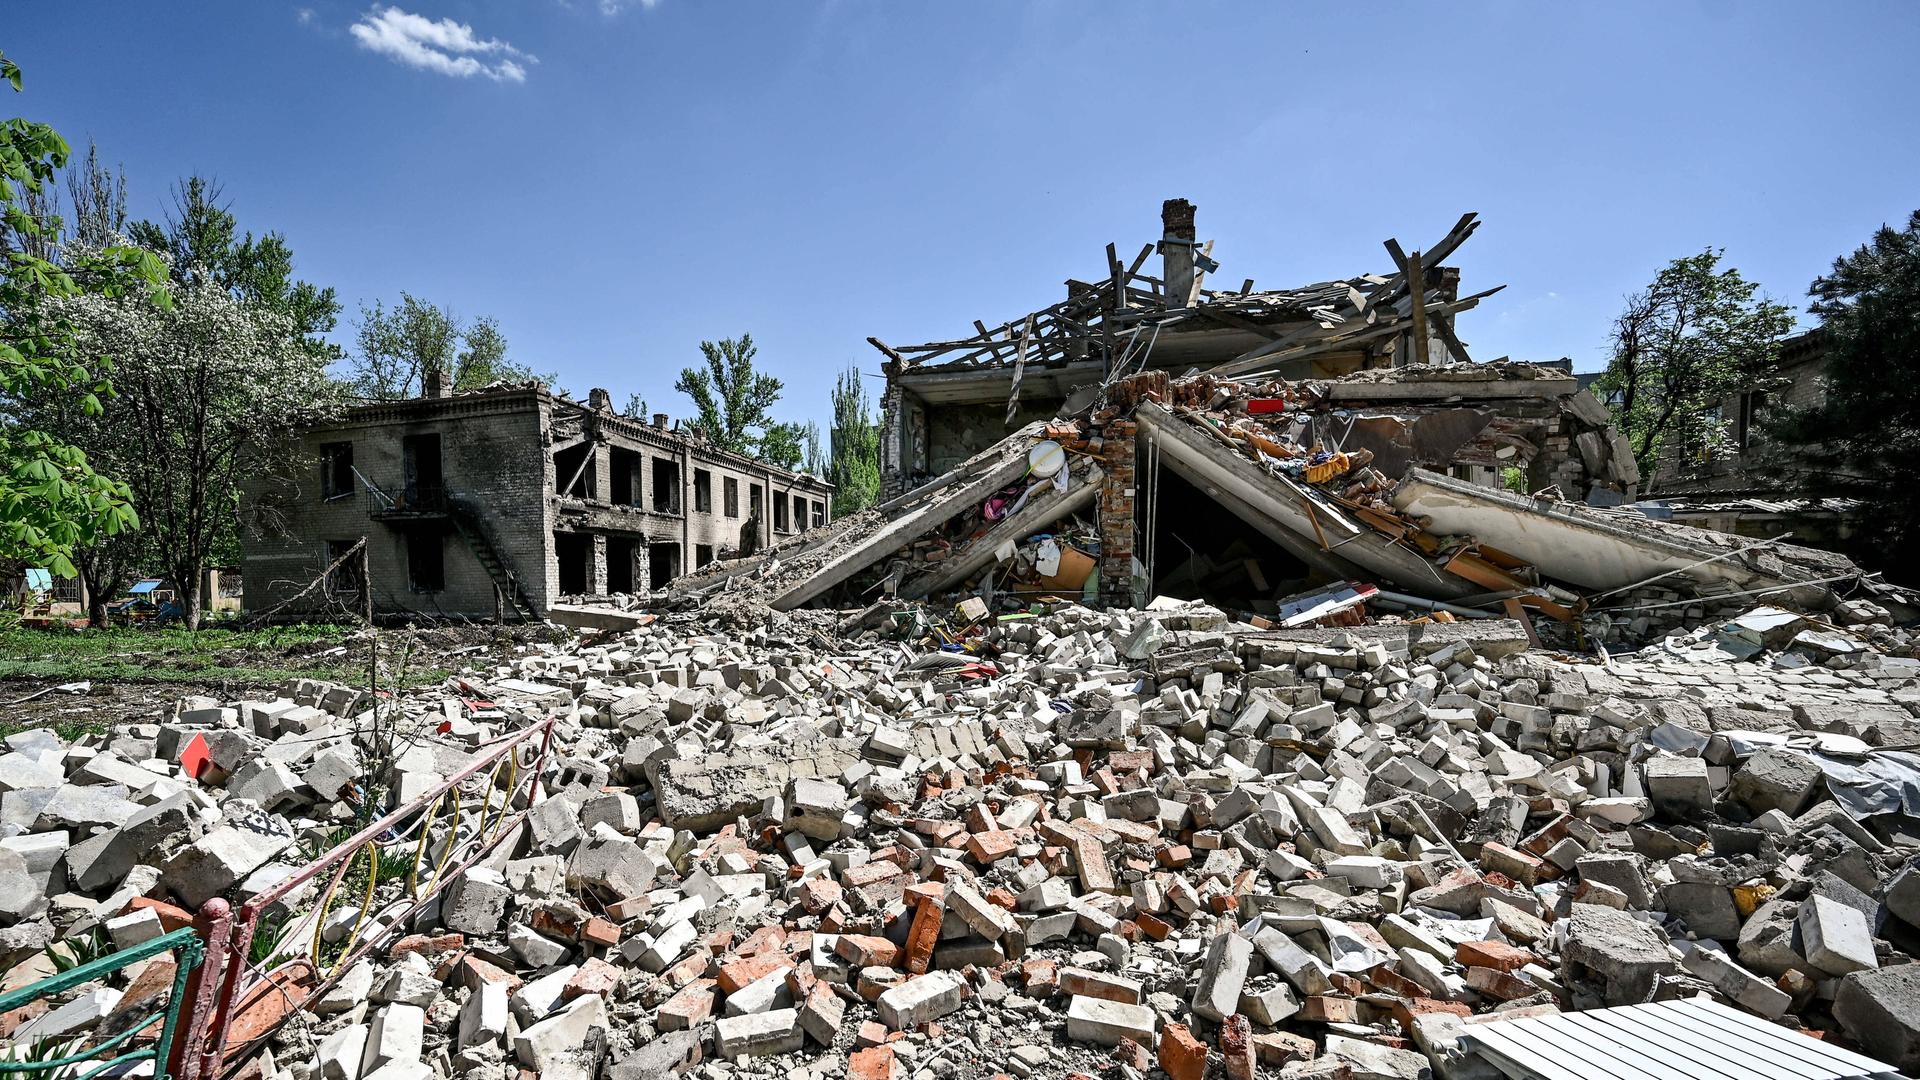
<box><xmin>675</xmin><ymin>334</ymin><xmax>787</xmax><ymax>458</ymax></box>
<box><xmin>60</xmin><ymin>277</ymin><xmax>345</xmax><ymax>628</ymax></box>
<box><xmin>1769</xmin><ymin>211</ymin><xmax>1920</xmax><ymax>567</ymax></box>
<box><xmin>621</xmin><ymin>393</ymin><xmax>649</xmax><ymax>420</ymax></box>
<box><xmin>348</xmin><ymin>293</ymin><xmax>555</xmax><ymax>399</ymax></box>
<box><xmin>827</xmin><ymin>365</ymin><xmax>880</xmax><ymax>515</ymax></box>
<box><xmin>128</xmin><ymin>176</ymin><xmax>339</xmax><ymax>354</ymax></box>
<box><xmin>1593</xmin><ymin>250</ymin><xmax>1792</xmax><ymax>485</ymax></box>
<box><xmin>0</xmin><ymin>48</ymin><xmax>168</xmax><ymax>578</ymax></box>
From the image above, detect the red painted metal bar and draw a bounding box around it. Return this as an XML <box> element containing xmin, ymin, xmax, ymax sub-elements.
<box><xmin>196</xmin><ymin>715</ymin><xmax>557</xmax><ymax>1078</ymax></box>
<box><xmin>168</xmin><ymin>897</ymin><xmax>232</xmax><ymax>1080</ymax></box>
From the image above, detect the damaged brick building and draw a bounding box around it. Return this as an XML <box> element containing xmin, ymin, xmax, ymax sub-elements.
<box><xmin>239</xmin><ymin>380</ymin><xmax>833</xmax><ymax>622</ymax></box>
<box><xmin>844</xmin><ymin>200</ymin><xmax>1643</xmax><ymax>614</ymax></box>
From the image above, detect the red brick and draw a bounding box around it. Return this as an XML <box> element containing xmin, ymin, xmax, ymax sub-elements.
<box><xmin>656</xmin><ymin>980</ymin><xmax>715</xmax><ymax>1030</ymax></box>
<box><xmin>903</xmin><ymin>900</ymin><xmax>944</xmax><ymax>976</ymax></box>
<box><xmin>563</xmin><ymin>958</ymin><xmax>620</xmax><ymax>1001</ymax></box>
<box><xmin>1456</xmin><ymin>940</ymin><xmax>1535</xmax><ymax>972</ymax></box>
<box><xmin>836</xmin><ymin>934</ymin><xmax>902</xmax><ymax>968</ymax></box>
<box><xmin>580</xmin><ymin>917</ymin><xmax>621</xmax><ymax>948</ymax></box>
<box><xmin>716</xmin><ymin>954</ymin><xmax>790</xmax><ymax>994</ymax></box>
<box><xmin>848</xmin><ymin>1047</ymin><xmax>899</xmax><ymax>1080</ymax></box>
<box><xmin>968</xmin><ymin>830</ymin><xmax>1017</xmax><ymax>863</ymax></box>
<box><xmin>1158</xmin><ymin>1023</ymin><xmax>1208</xmax><ymax>1080</ymax></box>
<box><xmin>1220</xmin><ymin>1014</ymin><xmax>1256</xmax><ymax>1080</ymax></box>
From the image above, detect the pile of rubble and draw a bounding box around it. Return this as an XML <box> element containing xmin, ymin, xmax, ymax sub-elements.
<box><xmin>4</xmin><ymin>599</ymin><xmax>1920</xmax><ymax>1079</ymax></box>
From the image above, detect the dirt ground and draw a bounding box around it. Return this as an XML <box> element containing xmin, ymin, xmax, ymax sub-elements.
<box><xmin>0</xmin><ymin>622</ymin><xmax>570</xmax><ymax>738</ymax></box>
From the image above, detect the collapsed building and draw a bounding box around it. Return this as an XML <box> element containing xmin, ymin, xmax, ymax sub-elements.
<box><xmin>239</xmin><ymin>380</ymin><xmax>834</xmax><ymax>623</ymax></box>
<box><xmin>11</xmin><ymin>199</ymin><xmax>1920</xmax><ymax>1080</ymax></box>
<box><xmin>666</xmin><ymin>200</ymin><xmax>1894</xmax><ymax>646</ymax></box>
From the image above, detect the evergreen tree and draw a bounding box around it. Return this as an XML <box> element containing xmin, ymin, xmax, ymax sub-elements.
<box><xmin>827</xmin><ymin>366</ymin><xmax>880</xmax><ymax>515</ymax></box>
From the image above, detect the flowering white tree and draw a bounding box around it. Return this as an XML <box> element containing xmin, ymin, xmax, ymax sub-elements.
<box><xmin>60</xmin><ymin>273</ymin><xmax>346</xmax><ymax>627</ymax></box>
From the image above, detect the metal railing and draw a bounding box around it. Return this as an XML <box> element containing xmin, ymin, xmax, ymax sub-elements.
<box><xmin>194</xmin><ymin>714</ymin><xmax>557</xmax><ymax>1080</ymax></box>
<box><xmin>0</xmin><ymin>914</ymin><xmax>222</xmax><ymax>1080</ymax></box>
<box><xmin>366</xmin><ymin>483</ymin><xmax>449</xmax><ymax>516</ymax></box>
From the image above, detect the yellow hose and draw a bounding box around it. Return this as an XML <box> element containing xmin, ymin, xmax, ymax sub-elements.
<box><xmin>310</xmin><ymin>842</ymin><xmax>378</xmax><ymax>973</ymax></box>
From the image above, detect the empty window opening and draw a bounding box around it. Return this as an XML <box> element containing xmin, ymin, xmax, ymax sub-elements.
<box><xmin>1148</xmin><ymin>463</ymin><xmax>1313</xmax><ymax>611</ymax></box>
<box><xmin>325</xmin><ymin>539</ymin><xmax>363</xmax><ymax>597</ymax></box>
<box><xmin>724</xmin><ymin>477</ymin><xmax>740</xmax><ymax>518</ymax></box>
<box><xmin>651</xmin><ymin>459</ymin><xmax>681</xmax><ymax>513</ymax></box>
<box><xmin>811</xmin><ymin>500</ymin><xmax>825</xmax><ymax>529</ymax></box>
<box><xmin>402</xmin><ymin>433</ymin><xmax>443</xmax><ymax>507</ymax></box>
<box><xmin>406</xmin><ymin>529</ymin><xmax>445</xmax><ymax>592</ymax></box>
<box><xmin>693</xmin><ymin>469</ymin><xmax>713</xmax><ymax>513</ymax></box>
<box><xmin>695</xmin><ymin>543</ymin><xmax>714</xmax><ymax>568</ymax></box>
<box><xmin>555</xmin><ymin>443</ymin><xmax>597</xmax><ymax>499</ymax></box>
<box><xmin>773</xmin><ymin>492</ymin><xmax>791</xmax><ymax>532</ymax></box>
<box><xmin>647</xmin><ymin>542</ymin><xmax>682</xmax><ymax>587</ymax></box>
<box><xmin>555</xmin><ymin>532</ymin><xmax>591</xmax><ymax>594</ymax></box>
<box><xmin>749</xmin><ymin>483</ymin><xmax>764</xmax><ymax>523</ymax></box>
<box><xmin>606</xmin><ymin>537</ymin><xmax>637</xmax><ymax>594</ymax></box>
<box><xmin>610</xmin><ymin>448</ymin><xmax>643</xmax><ymax>505</ymax></box>
<box><xmin>321</xmin><ymin>442</ymin><xmax>354</xmax><ymax>499</ymax></box>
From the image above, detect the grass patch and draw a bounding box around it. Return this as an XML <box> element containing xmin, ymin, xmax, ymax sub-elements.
<box><xmin>0</xmin><ymin>620</ymin><xmax>447</xmax><ymax>689</ymax></box>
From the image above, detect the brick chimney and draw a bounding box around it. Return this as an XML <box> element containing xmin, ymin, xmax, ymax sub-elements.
<box><xmin>652</xmin><ymin>413</ymin><xmax>669</xmax><ymax>430</ymax></box>
<box><xmin>422</xmin><ymin>364</ymin><xmax>452</xmax><ymax>398</ymax></box>
<box><xmin>588</xmin><ymin>387</ymin><xmax>612</xmax><ymax>412</ymax></box>
<box><xmin>1159</xmin><ymin>198</ymin><xmax>1196</xmax><ymax>310</ymax></box>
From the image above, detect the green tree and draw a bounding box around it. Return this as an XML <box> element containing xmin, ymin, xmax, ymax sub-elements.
<box><xmin>621</xmin><ymin>393</ymin><xmax>649</xmax><ymax>420</ymax></box>
<box><xmin>827</xmin><ymin>365</ymin><xmax>879</xmax><ymax>515</ymax></box>
<box><xmin>5</xmin><ymin>140</ymin><xmax>149</xmax><ymax>621</ymax></box>
<box><xmin>349</xmin><ymin>292</ymin><xmax>555</xmax><ymax>399</ymax></box>
<box><xmin>675</xmin><ymin>334</ymin><xmax>788</xmax><ymax>458</ymax></box>
<box><xmin>1769</xmin><ymin>211</ymin><xmax>1920</xmax><ymax>567</ymax></box>
<box><xmin>0</xmin><ymin>49</ymin><xmax>168</xmax><ymax>578</ymax></box>
<box><xmin>1593</xmin><ymin>250</ymin><xmax>1793</xmax><ymax>486</ymax></box>
<box><xmin>61</xmin><ymin>276</ymin><xmax>346</xmax><ymax>628</ymax></box>
<box><xmin>128</xmin><ymin>176</ymin><xmax>339</xmax><ymax>353</ymax></box>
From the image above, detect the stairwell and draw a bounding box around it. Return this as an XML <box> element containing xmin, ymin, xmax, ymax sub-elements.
<box><xmin>447</xmin><ymin>497</ymin><xmax>540</xmax><ymax>622</ymax></box>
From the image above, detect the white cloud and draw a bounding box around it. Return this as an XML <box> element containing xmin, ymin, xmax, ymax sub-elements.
<box><xmin>349</xmin><ymin>6</ymin><xmax>535</xmax><ymax>83</ymax></box>
<box><xmin>296</xmin><ymin>7</ymin><xmax>317</xmax><ymax>26</ymax></box>
<box><xmin>597</xmin><ymin>0</ymin><xmax>661</xmax><ymax>13</ymax></box>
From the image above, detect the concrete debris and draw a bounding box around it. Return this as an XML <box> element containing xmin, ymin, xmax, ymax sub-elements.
<box><xmin>5</xmin><ymin>590</ymin><xmax>1920</xmax><ymax>1080</ymax></box>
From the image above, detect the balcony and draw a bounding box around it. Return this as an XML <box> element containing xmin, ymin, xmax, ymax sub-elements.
<box><xmin>369</xmin><ymin>483</ymin><xmax>450</xmax><ymax>520</ymax></box>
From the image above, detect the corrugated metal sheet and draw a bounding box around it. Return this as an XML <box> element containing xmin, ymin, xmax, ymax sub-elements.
<box><xmin>1462</xmin><ymin>996</ymin><xmax>1908</xmax><ymax>1080</ymax></box>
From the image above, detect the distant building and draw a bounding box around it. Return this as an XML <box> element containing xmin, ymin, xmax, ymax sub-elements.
<box><xmin>240</xmin><ymin>381</ymin><xmax>832</xmax><ymax>622</ymax></box>
<box><xmin>1643</xmin><ymin>329</ymin><xmax>1868</xmax><ymax>559</ymax></box>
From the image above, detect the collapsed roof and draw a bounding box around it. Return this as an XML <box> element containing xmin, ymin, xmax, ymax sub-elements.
<box><xmin>661</xmin><ymin>364</ymin><xmax>1893</xmax><ymax>648</ymax></box>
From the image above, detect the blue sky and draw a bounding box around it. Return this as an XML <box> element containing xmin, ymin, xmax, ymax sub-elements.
<box><xmin>8</xmin><ymin>3</ymin><xmax>1918</xmax><ymax>433</ymax></box>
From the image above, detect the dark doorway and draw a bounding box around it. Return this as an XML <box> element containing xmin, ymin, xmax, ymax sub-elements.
<box><xmin>648</xmin><ymin>542</ymin><xmax>681</xmax><ymax>587</ymax></box>
<box><xmin>607</xmin><ymin>537</ymin><xmax>637</xmax><ymax>594</ymax></box>
<box><xmin>406</xmin><ymin>529</ymin><xmax>445</xmax><ymax>592</ymax></box>
<box><xmin>402</xmin><ymin>433</ymin><xmax>442</xmax><ymax>506</ymax></box>
<box><xmin>555</xmin><ymin>532</ymin><xmax>591</xmax><ymax>594</ymax></box>
<box><xmin>1148</xmin><ymin>463</ymin><xmax>1312</xmax><ymax>612</ymax></box>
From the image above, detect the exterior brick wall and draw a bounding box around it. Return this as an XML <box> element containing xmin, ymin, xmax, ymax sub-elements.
<box><xmin>241</xmin><ymin>388</ymin><xmax>834</xmax><ymax>622</ymax></box>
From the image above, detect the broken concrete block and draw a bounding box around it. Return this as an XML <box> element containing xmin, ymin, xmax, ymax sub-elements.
<box><xmin>1796</xmin><ymin>894</ymin><xmax>1877</xmax><ymax>976</ymax></box>
<box><xmin>1066</xmin><ymin>994</ymin><xmax>1157</xmax><ymax>1047</ymax></box>
<box><xmin>160</xmin><ymin>821</ymin><xmax>295</xmax><ymax>908</ymax></box>
<box><xmin>1643</xmin><ymin>755</ymin><xmax>1713</xmax><ymax>817</ymax></box>
<box><xmin>514</xmin><ymin>993</ymin><xmax>608</xmax><ymax>1079</ymax></box>
<box><xmin>1191</xmin><ymin>931</ymin><xmax>1253</xmax><ymax>1022</ymax></box>
<box><xmin>1729</xmin><ymin>749</ymin><xmax>1823</xmax><ymax>816</ymax></box>
<box><xmin>441</xmin><ymin>866</ymin><xmax>512</xmax><ymax>935</ymax></box>
<box><xmin>1833</xmin><ymin>964</ymin><xmax>1920</xmax><ymax>1071</ymax></box>
<box><xmin>876</xmin><ymin>971</ymin><xmax>965</xmax><ymax>1029</ymax></box>
<box><xmin>714</xmin><ymin>1007</ymin><xmax>804</xmax><ymax>1058</ymax></box>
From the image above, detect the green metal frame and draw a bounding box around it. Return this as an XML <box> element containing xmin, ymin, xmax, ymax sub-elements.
<box><xmin>0</xmin><ymin>927</ymin><xmax>204</xmax><ymax>1080</ymax></box>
